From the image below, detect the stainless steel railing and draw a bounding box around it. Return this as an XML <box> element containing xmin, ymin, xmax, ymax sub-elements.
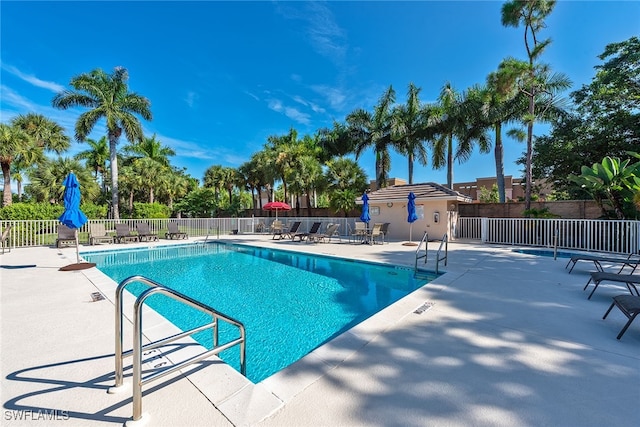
<box><xmin>109</xmin><ymin>275</ymin><xmax>246</xmax><ymax>424</ymax></box>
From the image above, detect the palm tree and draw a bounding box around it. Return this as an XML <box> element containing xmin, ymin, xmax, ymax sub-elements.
<box><xmin>204</xmin><ymin>165</ymin><xmax>225</xmax><ymax>202</ymax></box>
<box><xmin>74</xmin><ymin>136</ymin><xmax>110</xmax><ymax>192</ymax></box>
<box><xmin>431</xmin><ymin>83</ymin><xmax>491</xmax><ymax>188</ymax></box>
<box><xmin>347</xmin><ymin>85</ymin><xmax>397</xmax><ymax>190</ymax></box>
<box><xmin>267</xmin><ymin>128</ymin><xmax>299</xmax><ymax>203</ymax></box>
<box><xmin>159</xmin><ymin>171</ymin><xmax>190</xmax><ymax>212</ymax></box>
<box><xmin>27</xmin><ymin>157</ymin><xmax>99</xmax><ymax>204</ymax></box>
<box><xmin>0</xmin><ymin>123</ymin><xmax>31</xmax><ymax>205</ymax></box>
<box><xmin>324</xmin><ymin>157</ymin><xmax>368</xmax><ymax>192</ymax></box>
<box><xmin>123</xmin><ymin>134</ymin><xmax>175</xmax><ymax>203</ymax></box>
<box><xmin>52</xmin><ymin>67</ymin><xmax>152</xmax><ymax>219</ymax></box>
<box><xmin>0</xmin><ymin>114</ymin><xmax>70</xmax><ymax>205</ymax></box>
<box><xmin>393</xmin><ymin>83</ymin><xmax>433</xmax><ymax>185</ymax></box>
<box><xmin>467</xmin><ymin>77</ymin><xmax>525</xmax><ymax>202</ymax></box>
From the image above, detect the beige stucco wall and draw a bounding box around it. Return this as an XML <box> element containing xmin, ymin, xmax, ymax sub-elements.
<box><xmin>367</xmin><ymin>199</ymin><xmax>454</xmax><ymax>242</ymax></box>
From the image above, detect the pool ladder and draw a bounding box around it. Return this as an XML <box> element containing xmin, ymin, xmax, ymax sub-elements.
<box><xmin>109</xmin><ymin>275</ymin><xmax>246</xmax><ymax>425</ymax></box>
<box><xmin>414</xmin><ymin>232</ymin><xmax>448</xmax><ymax>275</ymax></box>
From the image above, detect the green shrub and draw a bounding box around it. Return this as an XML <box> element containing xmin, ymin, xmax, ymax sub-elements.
<box><xmin>132</xmin><ymin>202</ymin><xmax>170</xmax><ymax>219</ymax></box>
<box><xmin>0</xmin><ymin>203</ymin><xmax>63</xmax><ymax>220</ymax></box>
<box><xmin>80</xmin><ymin>203</ymin><xmax>108</xmax><ymax>219</ymax></box>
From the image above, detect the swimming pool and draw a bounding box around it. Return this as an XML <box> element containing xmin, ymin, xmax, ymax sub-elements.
<box><xmin>83</xmin><ymin>243</ymin><xmax>437</xmax><ymax>383</ymax></box>
<box><xmin>512</xmin><ymin>248</ymin><xmax>575</xmax><ymax>258</ymax></box>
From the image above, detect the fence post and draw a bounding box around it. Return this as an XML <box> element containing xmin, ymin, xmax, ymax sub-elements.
<box><xmin>481</xmin><ymin>218</ymin><xmax>488</xmax><ymax>243</ymax></box>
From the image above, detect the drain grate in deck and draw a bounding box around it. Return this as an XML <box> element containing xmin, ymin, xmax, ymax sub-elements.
<box><xmin>91</xmin><ymin>292</ymin><xmax>105</xmax><ymax>302</ymax></box>
<box><xmin>413</xmin><ymin>302</ymin><xmax>434</xmax><ymax>314</ymax></box>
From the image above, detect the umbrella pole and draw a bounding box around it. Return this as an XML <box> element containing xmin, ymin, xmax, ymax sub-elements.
<box><xmin>75</xmin><ymin>229</ymin><xmax>80</xmax><ymax>263</ymax></box>
<box><xmin>409</xmin><ymin>223</ymin><xmax>413</xmax><ymax>242</ymax></box>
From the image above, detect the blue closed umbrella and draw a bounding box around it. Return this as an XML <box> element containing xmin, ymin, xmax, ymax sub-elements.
<box><xmin>407</xmin><ymin>192</ymin><xmax>418</xmax><ymax>242</ymax></box>
<box><xmin>59</xmin><ymin>172</ymin><xmax>88</xmax><ymax>264</ymax></box>
<box><xmin>359</xmin><ymin>193</ymin><xmax>370</xmax><ymax>225</ymax></box>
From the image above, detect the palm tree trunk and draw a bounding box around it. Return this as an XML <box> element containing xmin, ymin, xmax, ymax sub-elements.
<box><xmin>408</xmin><ymin>153</ymin><xmax>414</xmax><ymax>185</ymax></box>
<box><xmin>149</xmin><ymin>187</ymin><xmax>154</xmax><ymax>204</ymax></box>
<box><xmin>109</xmin><ymin>133</ymin><xmax>120</xmax><ymax>220</ymax></box>
<box><xmin>1</xmin><ymin>162</ymin><xmax>12</xmax><ymax>206</ymax></box>
<box><xmin>494</xmin><ymin>123</ymin><xmax>506</xmax><ymax>203</ymax></box>
<box><xmin>446</xmin><ymin>135</ymin><xmax>453</xmax><ymax>189</ymax></box>
<box><xmin>525</xmin><ymin>95</ymin><xmax>535</xmax><ymax>211</ymax></box>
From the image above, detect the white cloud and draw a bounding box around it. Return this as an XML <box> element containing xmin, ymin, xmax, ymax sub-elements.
<box><xmin>184</xmin><ymin>91</ymin><xmax>198</xmax><ymax>108</ymax></box>
<box><xmin>310</xmin><ymin>84</ymin><xmax>347</xmax><ymax>111</ymax></box>
<box><xmin>0</xmin><ymin>85</ymin><xmax>37</xmax><ymax>111</ymax></box>
<box><xmin>267</xmin><ymin>98</ymin><xmax>310</xmax><ymax>125</ymax></box>
<box><xmin>2</xmin><ymin>64</ymin><xmax>65</xmax><ymax>93</ymax></box>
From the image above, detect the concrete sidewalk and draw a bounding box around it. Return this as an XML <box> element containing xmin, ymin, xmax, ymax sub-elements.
<box><xmin>1</xmin><ymin>237</ymin><xmax>638</xmax><ymax>426</ymax></box>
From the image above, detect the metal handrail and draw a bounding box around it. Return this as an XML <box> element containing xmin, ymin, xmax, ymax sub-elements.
<box><xmin>109</xmin><ymin>275</ymin><xmax>246</xmax><ymax>424</ymax></box>
<box><xmin>435</xmin><ymin>234</ymin><xmax>448</xmax><ymax>274</ymax></box>
<box><xmin>414</xmin><ymin>231</ymin><xmax>429</xmax><ymax>272</ymax></box>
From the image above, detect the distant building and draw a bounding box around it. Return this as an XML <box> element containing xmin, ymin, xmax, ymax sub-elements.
<box><xmin>453</xmin><ymin>176</ymin><xmax>552</xmax><ymax>201</ymax></box>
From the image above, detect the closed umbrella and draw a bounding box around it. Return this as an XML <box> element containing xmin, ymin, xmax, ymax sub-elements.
<box><xmin>263</xmin><ymin>201</ymin><xmax>291</xmax><ymax>221</ymax></box>
<box><xmin>407</xmin><ymin>192</ymin><xmax>418</xmax><ymax>243</ymax></box>
<box><xmin>58</xmin><ymin>172</ymin><xmax>94</xmax><ymax>270</ymax></box>
<box><xmin>359</xmin><ymin>193</ymin><xmax>370</xmax><ymax>225</ymax></box>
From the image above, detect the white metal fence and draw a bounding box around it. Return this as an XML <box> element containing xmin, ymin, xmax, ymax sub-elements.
<box><xmin>456</xmin><ymin>217</ymin><xmax>640</xmax><ymax>254</ymax></box>
<box><xmin>3</xmin><ymin>216</ymin><xmax>639</xmax><ymax>254</ymax></box>
<box><xmin>0</xmin><ymin>217</ymin><xmax>360</xmax><ymax>249</ymax></box>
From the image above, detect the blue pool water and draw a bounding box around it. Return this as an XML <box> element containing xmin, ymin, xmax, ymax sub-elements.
<box><xmin>83</xmin><ymin>243</ymin><xmax>437</xmax><ymax>383</ymax></box>
<box><xmin>513</xmin><ymin>248</ymin><xmax>574</xmax><ymax>258</ymax></box>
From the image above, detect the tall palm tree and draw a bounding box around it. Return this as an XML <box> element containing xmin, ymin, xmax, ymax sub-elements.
<box><xmin>74</xmin><ymin>136</ymin><xmax>110</xmax><ymax>192</ymax></box>
<box><xmin>159</xmin><ymin>171</ymin><xmax>190</xmax><ymax>212</ymax></box>
<box><xmin>52</xmin><ymin>67</ymin><xmax>152</xmax><ymax>219</ymax></box>
<box><xmin>393</xmin><ymin>83</ymin><xmax>433</xmax><ymax>185</ymax></box>
<box><xmin>431</xmin><ymin>82</ymin><xmax>491</xmax><ymax>188</ymax></box>
<box><xmin>203</xmin><ymin>165</ymin><xmax>225</xmax><ymax>202</ymax></box>
<box><xmin>466</xmin><ymin>77</ymin><xmax>525</xmax><ymax>202</ymax></box>
<box><xmin>347</xmin><ymin>85</ymin><xmax>397</xmax><ymax>190</ymax></box>
<box><xmin>267</xmin><ymin>128</ymin><xmax>299</xmax><ymax>203</ymax></box>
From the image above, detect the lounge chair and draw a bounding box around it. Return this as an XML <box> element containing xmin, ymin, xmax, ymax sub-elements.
<box><xmin>165</xmin><ymin>222</ymin><xmax>188</xmax><ymax>239</ymax></box>
<box><xmin>56</xmin><ymin>224</ymin><xmax>77</xmax><ymax>248</ymax></box>
<box><xmin>136</xmin><ymin>223</ymin><xmax>158</xmax><ymax>242</ymax></box>
<box><xmin>115</xmin><ymin>224</ymin><xmax>139</xmax><ymax>243</ymax></box>
<box><xmin>380</xmin><ymin>222</ymin><xmax>390</xmax><ymax>244</ymax></box>
<box><xmin>292</xmin><ymin>222</ymin><xmax>321</xmax><ymax>242</ymax></box>
<box><xmin>270</xmin><ymin>220</ymin><xmax>284</xmax><ymax>240</ymax></box>
<box><xmin>602</xmin><ymin>295</ymin><xmax>640</xmax><ymax>339</ymax></box>
<box><xmin>281</xmin><ymin>221</ymin><xmax>302</xmax><ymax>240</ymax></box>
<box><xmin>1</xmin><ymin>225</ymin><xmax>12</xmax><ymax>254</ymax></box>
<box><xmin>309</xmin><ymin>223</ymin><xmax>340</xmax><ymax>243</ymax></box>
<box><xmin>583</xmin><ymin>271</ymin><xmax>640</xmax><ymax>300</ymax></box>
<box><xmin>89</xmin><ymin>223</ymin><xmax>114</xmax><ymax>245</ymax></box>
<box><xmin>565</xmin><ymin>252</ymin><xmax>640</xmax><ymax>274</ymax></box>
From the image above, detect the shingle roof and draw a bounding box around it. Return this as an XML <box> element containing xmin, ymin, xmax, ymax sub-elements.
<box><xmin>357</xmin><ymin>183</ymin><xmax>472</xmax><ymax>203</ymax></box>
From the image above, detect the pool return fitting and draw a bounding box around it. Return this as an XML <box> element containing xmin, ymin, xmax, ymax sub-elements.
<box><xmin>109</xmin><ymin>275</ymin><xmax>246</xmax><ymax>426</ymax></box>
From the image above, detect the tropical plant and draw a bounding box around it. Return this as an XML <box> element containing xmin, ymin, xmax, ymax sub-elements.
<box><xmin>500</xmin><ymin>0</ymin><xmax>571</xmax><ymax>209</ymax></box>
<box><xmin>329</xmin><ymin>188</ymin><xmax>358</xmax><ymax>217</ymax></box>
<box><xmin>26</xmin><ymin>157</ymin><xmax>100</xmax><ymax>204</ymax></box>
<box><xmin>569</xmin><ymin>154</ymin><xmax>640</xmax><ymax>219</ymax></box>
<box><xmin>324</xmin><ymin>157</ymin><xmax>368</xmax><ymax>193</ymax></box>
<box><xmin>479</xmin><ymin>184</ymin><xmax>500</xmax><ymax>203</ymax></box>
<box><xmin>52</xmin><ymin>67</ymin><xmax>152</xmax><ymax>220</ymax></box>
<box><xmin>431</xmin><ymin>83</ymin><xmax>491</xmax><ymax>188</ymax></box>
<box><xmin>348</xmin><ymin>85</ymin><xmax>396</xmax><ymax>189</ymax></box>
<box><xmin>1</xmin><ymin>114</ymin><xmax>71</xmax><ymax>206</ymax></box>
<box><xmin>74</xmin><ymin>136</ymin><xmax>110</xmax><ymax>192</ymax></box>
<box><xmin>393</xmin><ymin>83</ymin><xmax>432</xmax><ymax>184</ymax></box>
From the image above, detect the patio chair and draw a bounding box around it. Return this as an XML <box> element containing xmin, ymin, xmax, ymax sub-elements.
<box><xmin>136</xmin><ymin>223</ymin><xmax>158</xmax><ymax>242</ymax></box>
<box><xmin>1</xmin><ymin>225</ymin><xmax>12</xmax><ymax>254</ymax></box>
<box><xmin>565</xmin><ymin>252</ymin><xmax>640</xmax><ymax>274</ymax></box>
<box><xmin>380</xmin><ymin>222</ymin><xmax>390</xmax><ymax>244</ymax></box>
<box><xmin>602</xmin><ymin>295</ymin><xmax>640</xmax><ymax>339</ymax></box>
<box><xmin>165</xmin><ymin>222</ymin><xmax>188</xmax><ymax>239</ymax></box>
<box><xmin>293</xmin><ymin>222</ymin><xmax>321</xmax><ymax>242</ymax></box>
<box><xmin>56</xmin><ymin>224</ymin><xmax>77</xmax><ymax>248</ymax></box>
<box><xmin>583</xmin><ymin>271</ymin><xmax>640</xmax><ymax>300</ymax></box>
<box><xmin>115</xmin><ymin>224</ymin><xmax>139</xmax><ymax>244</ymax></box>
<box><xmin>349</xmin><ymin>221</ymin><xmax>367</xmax><ymax>244</ymax></box>
<box><xmin>281</xmin><ymin>221</ymin><xmax>302</xmax><ymax>240</ymax></box>
<box><xmin>270</xmin><ymin>220</ymin><xmax>284</xmax><ymax>240</ymax></box>
<box><xmin>366</xmin><ymin>223</ymin><xmax>384</xmax><ymax>245</ymax></box>
<box><xmin>89</xmin><ymin>223</ymin><xmax>114</xmax><ymax>245</ymax></box>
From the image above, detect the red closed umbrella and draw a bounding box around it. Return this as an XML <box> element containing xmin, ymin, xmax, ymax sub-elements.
<box><xmin>263</xmin><ymin>201</ymin><xmax>291</xmax><ymax>220</ymax></box>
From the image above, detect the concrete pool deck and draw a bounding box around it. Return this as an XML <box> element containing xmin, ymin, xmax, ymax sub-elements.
<box><xmin>1</xmin><ymin>235</ymin><xmax>639</xmax><ymax>426</ymax></box>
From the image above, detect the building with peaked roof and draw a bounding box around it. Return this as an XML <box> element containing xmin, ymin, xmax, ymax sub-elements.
<box><xmin>356</xmin><ymin>183</ymin><xmax>472</xmax><ymax>242</ymax></box>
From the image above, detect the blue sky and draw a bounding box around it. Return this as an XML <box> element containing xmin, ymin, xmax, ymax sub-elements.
<box><xmin>2</xmin><ymin>1</ymin><xmax>639</xmax><ymax>188</ymax></box>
